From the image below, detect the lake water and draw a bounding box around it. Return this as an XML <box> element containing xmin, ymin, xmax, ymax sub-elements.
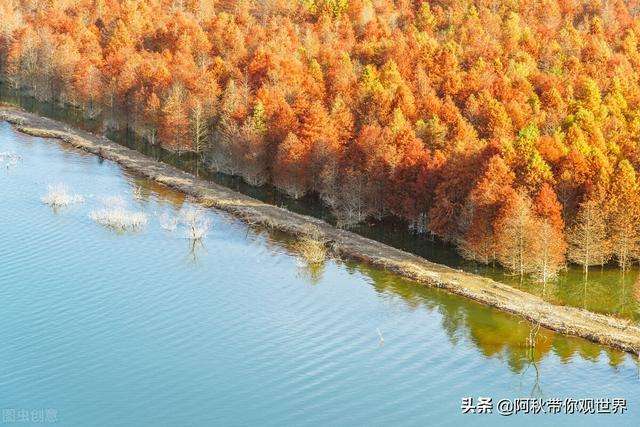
<box><xmin>1</xmin><ymin>122</ymin><xmax>639</xmax><ymax>426</ymax></box>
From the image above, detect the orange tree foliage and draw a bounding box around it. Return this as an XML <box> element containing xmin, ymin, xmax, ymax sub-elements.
<box><xmin>3</xmin><ymin>0</ymin><xmax>640</xmax><ymax>277</ymax></box>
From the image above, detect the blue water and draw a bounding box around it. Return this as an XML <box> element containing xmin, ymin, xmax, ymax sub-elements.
<box><xmin>0</xmin><ymin>122</ymin><xmax>638</xmax><ymax>426</ymax></box>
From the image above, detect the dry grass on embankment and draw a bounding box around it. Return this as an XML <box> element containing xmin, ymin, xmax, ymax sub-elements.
<box><xmin>2</xmin><ymin>105</ymin><xmax>640</xmax><ymax>355</ymax></box>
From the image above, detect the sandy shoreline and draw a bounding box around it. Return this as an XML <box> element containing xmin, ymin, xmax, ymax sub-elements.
<box><xmin>2</xmin><ymin>105</ymin><xmax>640</xmax><ymax>354</ymax></box>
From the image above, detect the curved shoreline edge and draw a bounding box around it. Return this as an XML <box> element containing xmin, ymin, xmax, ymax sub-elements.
<box><xmin>3</xmin><ymin>105</ymin><xmax>640</xmax><ymax>354</ymax></box>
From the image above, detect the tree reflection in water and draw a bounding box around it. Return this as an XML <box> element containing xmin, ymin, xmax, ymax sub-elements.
<box><xmin>187</xmin><ymin>238</ymin><xmax>207</xmax><ymax>266</ymax></box>
<box><xmin>129</xmin><ymin>173</ymin><xmax>637</xmax><ymax>376</ymax></box>
<box><xmin>348</xmin><ymin>264</ymin><xmax>631</xmax><ymax>375</ymax></box>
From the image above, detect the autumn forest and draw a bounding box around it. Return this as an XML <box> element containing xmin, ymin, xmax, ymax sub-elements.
<box><xmin>1</xmin><ymin>0</ymin><xmax>640</xmax><ymax>281</ymax></box>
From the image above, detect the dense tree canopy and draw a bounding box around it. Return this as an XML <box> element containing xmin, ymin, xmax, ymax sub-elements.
<box><xmin>3</xmin><ymin>0</ymin><xmax>640</xmax><ymax>279</ymax></box>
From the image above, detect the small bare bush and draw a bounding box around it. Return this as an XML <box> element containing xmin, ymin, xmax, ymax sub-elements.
<box><xmin>90</xmin><ymin>197</ymin><xmax>147</xmax><ymax>232</ymax></box>
<box><xmin>295</xmin><ymin>224</ymin><xmax>327</xmax><ymax>265</ymax></box>
<box><xmin>12</xmin><ymin>117</ymin><xmax>26</xmax><ymax>126</ymax></box>
<box><xmin>41</xmin><ymin>183</ymin><xmax>84</xmax><ymax>207</ymax></box>
<box><xmin>179</xmin><ymin>207</ymin><xmax>211</xmax><ymax>240</ymax></box>
<box><xmin>132</xmin><ymin>185</ymin><xmax>144</xmax><ymax>200</ymax></box>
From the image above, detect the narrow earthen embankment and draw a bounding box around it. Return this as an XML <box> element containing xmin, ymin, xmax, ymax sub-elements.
<box><xmin>3</xmin><ymin>105</ymin><xmax>640</xmax><ymax>354</ymax></box>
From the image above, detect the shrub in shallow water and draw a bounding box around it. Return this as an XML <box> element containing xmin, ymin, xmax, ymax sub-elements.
<box><xmin>179</xmin><ymin>207</ymin><xmax>211</xmax><ymax>240</ymax></box>
<box><xmin>132</xmin><ymin>185</ymin><xmax>144</xmax><ymax>200</ymax></box>
<box><xmin>295</xmin><ymin>224</ymin><xmax>327</xmax><ymax>265</ymax></box>
<box><xmin>41</xmin><ymin>183</ymin><xmax>84</xmax><ymax>207</ymax></box>
<box><xmin>90</xmin><ymin>197</ymin><xmax>147</xmax><ymax>231</ymax></box>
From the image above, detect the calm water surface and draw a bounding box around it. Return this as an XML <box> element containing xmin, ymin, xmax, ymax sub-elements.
<box><xmin>1</xmin><ymin>123</ymin><xmax>639</xmax><ymax>426</ymax></box>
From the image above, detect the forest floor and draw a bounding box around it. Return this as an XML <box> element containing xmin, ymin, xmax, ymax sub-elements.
<box><xmin>3</xmin><ymin>104</ymin><xmax>640</xmax><ymax>355</ymax></box>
